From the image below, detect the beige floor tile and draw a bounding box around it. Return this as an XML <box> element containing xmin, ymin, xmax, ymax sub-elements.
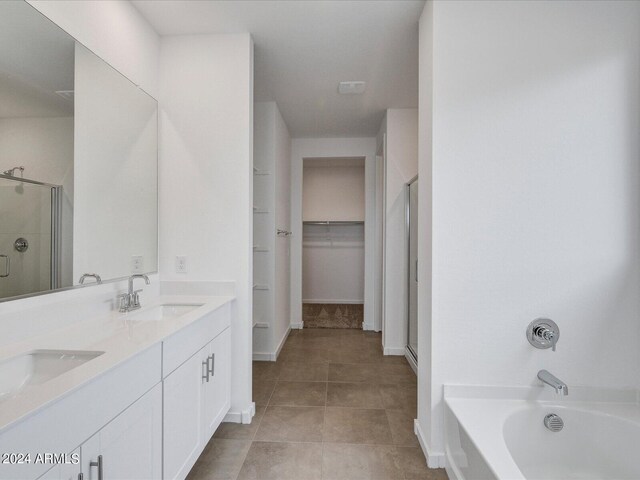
<box><xmin>321</xmin><ymin>443</ymin><xmax>403</xmax><ymax>480</ymax></box>
<box><xmin>326</xmin><ymin>383</ymin><xmax>383</xmax><ymax>408</ymax></box>
<box><xmin>394</xmin><ymin>447</ymin><xmax>448</xmax><ymax>480</ymax></box>
<box><xmin>379</xmin><ymin>384</ymin><xmax>418</xmax><ymax>414</ymax></box>
<box><xmin>380</xmin><ymin>355</ymin><xmax>409</xmax><ymax>365</ymax></box>
<box><xmin>253</xmin><ymin>380</ymin><xmax>276</xmax><ymax>406</ymax></box>
<box><xmin>269</xmin><ymin>381</ymin><xmax>327</xmax><ymax>406</ymax></box>
<box><xmin>303</xmin><ymin>328</ymin><xmax>361</xmax><ymax>337</ymax></box>
<box><xmin>214</xmin><ymin>406</ymin><xmax>265</xmax><ymax>440</ymax></box>
<box><xmin>379</xmin><ymin>364</ymin><xmax>417</xmax><ymax>384</ymax></box>
<box><xmin>186</xmin><ymin>438</ymin><xmax>251</xmax><ymax>480</ymax></box>
<box><xmin>253</xmin><ymin>361</ymin><xmax>281</xmax><ymax>381</ymax></box>
<box><xmin>278</xmin><ymin>363</ymin><xmax>329</xmax><ymax>382</ymax></box>
<box><xmin>385</xmin><ymin>409</ymin><xmax>419</xmax><ymax>447</ymax></box>
<box><xmin>328</xmin><ymin>364</ymin><xmax>381</xmax><ymax>383</ymax></box>
<box><xmin>237</xmin><ymin>442</ymin><xmax>322</xmax><ymax>480</ymax></box>
<box><xmin>339</xmin><ymin>334</ymin><xmax>380</xmax><ymax>346</ymax></box>
<box><xmin>255</xmin><ymin>406</ymin><xmax>325</xmax><ymax>442</ymax></box>
<box><xmin>323</xmin><ymin>407</ymin><xmax>393</xmax><ymax>444</ymax></box>
<box><xmin>282</xmin><ymin>336</ymin><xmax>335</xmax><ymax>350</ymax></box>
<box><xmin>278</xmin><ymin>346</ymin><xmax>330</xmax><ymax>364</ymax></box>
<box><xmin>327</xmin><ymin>346</ymin><xmax>383</xmax><ymax>365</ymax></box>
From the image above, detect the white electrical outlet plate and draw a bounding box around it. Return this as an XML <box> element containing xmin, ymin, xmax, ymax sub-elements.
<box><xmin>131</xmin><ymin>255</ymin><xmax>143</xmax><ymax>273</ymax></box>
<box><xmin>175</xmin><ymin>256</ymin><xmax>187</xmax><ymax>274</ymax></box>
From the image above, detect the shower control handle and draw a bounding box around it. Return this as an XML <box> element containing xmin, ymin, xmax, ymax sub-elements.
<box><xmin>0</xmin><ymin>255</ymin><xmax>9</xmax><ymax>278</ymax></box>
<box><xmin>526</xmin><ymin>318</ymin><xmax>559</xmax><ymax>351</ymax></box>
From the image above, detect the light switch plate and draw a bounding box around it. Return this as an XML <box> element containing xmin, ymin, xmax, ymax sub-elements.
<box><xmin>131</xmin><ymin>255</ymin><xmax>143</xmax><ymax>273</ymax></box>
<box><xmin>175</xmin><ymin>256</ymin><xmax>187</xmax><ymax>274</ymax></box>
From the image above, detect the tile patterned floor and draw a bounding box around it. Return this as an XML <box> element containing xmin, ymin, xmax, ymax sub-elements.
<box><xmin>302</xmin><ymin>304</ymin><xmax>364</xmax><ymax>329</ymax></box>
<box><xmin>187</xmin><ymin>328</ymin><xmax>448</xmax><ymax>480</ymax></box>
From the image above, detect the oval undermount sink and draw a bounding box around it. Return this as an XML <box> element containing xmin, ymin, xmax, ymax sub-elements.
<box><xmin>0</xmin><ymin>349</ymin><xmax>105</xmax><ymax>403</ymax></box>
<box><xmin>129</xmin><ymin>304</ymin><xmax>204</xmax><ymax>321</ymax></box>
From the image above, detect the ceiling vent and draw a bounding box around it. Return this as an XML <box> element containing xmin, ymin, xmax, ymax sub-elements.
<box><xmin>55</xmin><ymin>90</ymin><xmax>74</xmax><ymax>101</ymax></box>
<box><xmin>338</xmin><ymin>81</ymin><xmax>366</xmax><ymax>95</ymax></box>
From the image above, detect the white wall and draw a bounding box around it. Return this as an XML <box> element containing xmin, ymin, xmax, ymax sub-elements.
<box><xmin>291</xmin><ymin>138</ymin><xmax>376</xmax><ymax>329</ymax></box>
<box><xmin>303</xmin><ymin>165</ymin><xmax>365</xmax><ymax>221</ymax></box>
<box><xmin>27</xmin><ymin>0</ymin><xmax>160</xmax><ymax>98</ymax></box>
<box><xmin>418</xmin><ymin>0</ymin><xmax>640</xmax><ymax>464</ymax></box>
<box><xmin>416</xmin><ymin>0</ymin><xmax>434</xmax><ymax>466</ymax></box>
<box><xmin>302</xmin><ymin>224</ymin><xmax>365</xmax><ymax>303</ymax></box>
<box><xmin>378</xmin><ymin>109</ymin><xmax>418</xmax><ymax>354</ymax></box>
<box><xmin>159</xmin><ymin>33</ymin><xmax>254</xmax><ymax>422</ymax></box>
<box><xmin>253</xmin><ymin>101</ymin><xmax>291</xmax><ymax>360</ymax></box>
<box><xmin>273</xmin><ymin>103</ymin><xmax>292</xmax><ymax>354</ymax></box>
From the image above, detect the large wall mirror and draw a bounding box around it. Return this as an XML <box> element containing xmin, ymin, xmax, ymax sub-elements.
<box><xmin>0</xmin><ymin>1</ymin><xmax>158</xmax><ymax>301</ymax></box>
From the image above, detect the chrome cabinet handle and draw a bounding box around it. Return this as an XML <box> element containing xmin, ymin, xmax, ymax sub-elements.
<box><xmin>415</xmin><ymin>259</ymin><xmax>418</xmax><ymax>283</ymax></box>
<box><xmin>208</xmin><ymin>354</ymin><xmax>215</xmax><ymax>377</ymax></box>
<box><xmin>90</xmin><ymin>455</ymin><xmax>103</xmax><ymax>480</ymax></box>
<box><xmin>202</xmin><ymin>359</ymin><xmax>209</xmax><ymax>382</ymax></box>
<box><xmin>78</xmin><ymin>473</ymin><xmax>84</xmax><ymax>480</ymax></box>
<box><xmin>0</xmin><ymin>255</ymin><xmax>9</xmax><ymax>278</ymax></box>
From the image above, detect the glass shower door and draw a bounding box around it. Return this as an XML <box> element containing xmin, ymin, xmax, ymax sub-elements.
<box><xmin>0</xmin><ymin>175</ymin><xmax>60</xmax><ymax>299</ymax></box>
<box><xmin>407</xmin><ymin>178</ymin><xmax>418</xmax><ymax>360</ymax></box>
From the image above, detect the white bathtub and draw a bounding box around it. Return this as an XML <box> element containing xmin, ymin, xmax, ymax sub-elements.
<box><xmin>444</xmin><ymin>385</ymin><xmax>640</xmax><ymax>480</ymax></box>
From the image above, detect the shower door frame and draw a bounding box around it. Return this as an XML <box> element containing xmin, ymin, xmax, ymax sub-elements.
<box><xmin>0</xmin><ymin>173</ymin><xmax>62</xmax><ymax>292</ymax></box>
<box><xmin>405</xmin><ymin>175</ymin><xmax>419</xmax><ymax>364</ymax></box>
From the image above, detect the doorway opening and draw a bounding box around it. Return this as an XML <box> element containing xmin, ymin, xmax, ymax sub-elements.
<box><xmin>302</xmin><ymin>157</ymin><xmax>365</xmax><ymax>329</ymax></box>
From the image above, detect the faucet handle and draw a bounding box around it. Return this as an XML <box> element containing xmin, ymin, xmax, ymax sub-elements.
<box><xmin>527</xmin><ymin>318</ymin><xmax>560</xmax><ymax>351</ymax></box>
<box><xmin>132</xmin><ymin>289</ymin><xmax>143</xmax><ymax>307</ymax></box>
<box><xmin>117</xmin><ymin>293</ymin><xmax>131</xmax><ymax>313</ymax></box>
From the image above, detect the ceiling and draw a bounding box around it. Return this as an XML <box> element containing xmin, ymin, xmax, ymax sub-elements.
<box><xmin>132</xmin><ymin>0</ymin><xmax>424</xmax><ymax>138</ymax></box>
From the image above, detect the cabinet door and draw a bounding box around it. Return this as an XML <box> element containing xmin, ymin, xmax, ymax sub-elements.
<box><xmin>163</xmin><ymin>345</ymin><xmax>209</xmax><ymax>480</ymax></box>
<box><xmin>36</xmin><ymin>449</ymin><xmax>80</xmax><ymax>480</ymax></box>
<box><xmin>202</xmin><ymin>328</ymin><xmax>231</xmax><ymax>441</ymax></box>
<box><xmin>81</xmin><ymin>384</ymin><xmax>162</xmax><ymax>480</ymax></box>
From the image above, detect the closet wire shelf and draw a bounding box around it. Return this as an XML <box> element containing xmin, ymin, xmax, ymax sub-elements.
<box><xmin>302</xmin><ymin>221</ymin><xmax>364</xmax><ymax>225</ymax></box>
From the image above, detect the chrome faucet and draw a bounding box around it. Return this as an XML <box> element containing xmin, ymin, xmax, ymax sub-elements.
<box><xmin>118</xmin><ymin>274</ymin><xmax>150</xmax><ymax>313</ymax></box>
<box><xmin>79</xmin><ymin>273</ymin><xmax>102</xmax><ymax>285</ymax></box>
<box><xmin>538</xmin><ymin>369</ymin><xmax>568</xmax><ymax>396</ymax></box>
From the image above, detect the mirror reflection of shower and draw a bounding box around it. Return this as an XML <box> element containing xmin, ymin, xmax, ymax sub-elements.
<box><xmin>3</xmin><ymin>166</ymin><xmax>25</xmax><ymax>194</ymax></box>
<box><xmin>0</xmin><ymin>173</ymin><xmax>63</xmax><ymax>299</ymax></box>
<box><xmin>3</xmin><ymin>166</ymin><xmax>24</xmax><ymax>176</ymax></box>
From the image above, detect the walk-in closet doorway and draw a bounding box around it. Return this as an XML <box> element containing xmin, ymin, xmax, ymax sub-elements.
<box><xmin>301</xmin><ymin>157</ymin><xmax>366</xmax><ymax>330</ymax></box>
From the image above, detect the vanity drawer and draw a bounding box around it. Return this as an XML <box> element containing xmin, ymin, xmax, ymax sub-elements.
<box><xmin>162</xmin><ymin>302</ymin><xmax>231</xmax><ymax>377</ymax></box>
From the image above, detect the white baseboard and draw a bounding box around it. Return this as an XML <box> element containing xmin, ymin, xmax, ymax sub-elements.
<box><xmin>223</xmin><ymin>402</ymin><xmax>256</xmax><ymax>424</ymax></box>
<box><xmin>274</xmin><ymin>325</ymin><xmax>291</xmax><ymax>360</ymax></box>
<box><xmin>383</xmin><ymin>347</ymin><xmax>406</xmax><ymax>356</ymax></box>
<box><xmin>290</xmin><ymin>322</ymin><xmax>303</xmax><ymax>330</ymax></box>
<box><xmin>302</xmin><ymin>299</ymin><xmax>364</xmax><ymax>304</ymax></box>
<box><xmin>362</xmin><ymin>323</ymin><xmax>379</xmax><ymax>331</ymax></box>
<box><xmin>252</xmin><ymin>352</ymin><xmax>272</xmax><ymax>361</ymax></box>
<box><xmin>414</xmin><ymin>419</ymin><xmax>446</xmax><ymax>468</ymax></box>
<box><xmin>252</xmin><ymin>326</ymin><xmax>291</xmax><ymax>362</ymax></box>
<box><xmin>405</xmin><ymin>347</ymin><xmax>417</xmax><ymax>374</ymax></box>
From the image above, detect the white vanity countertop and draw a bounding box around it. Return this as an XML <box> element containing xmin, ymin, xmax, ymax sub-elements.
<box><xmin>0</xmin><ymin>294</ymin><xmax>234</xmax><ymax>434</ymax></box>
